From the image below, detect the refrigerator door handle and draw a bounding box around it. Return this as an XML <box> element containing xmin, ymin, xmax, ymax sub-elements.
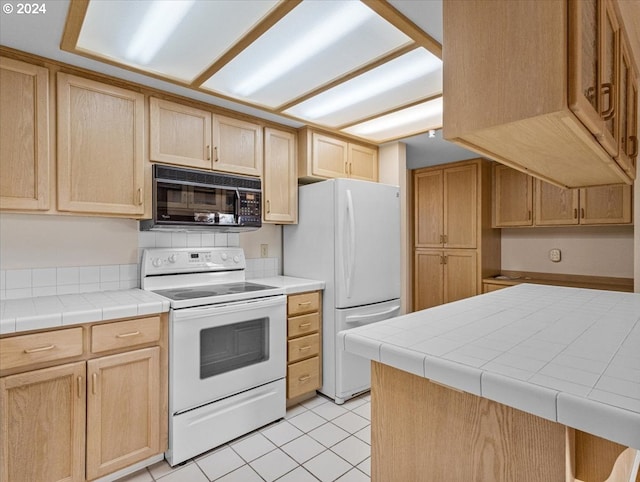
<box><xmin>344</xmin><ymin>305</ymin><xmax>401</xmax><ymax>325</ymax></box>
<box><xmin>345</xmin><ymin>189</ymin><xmax>356</xmax><ymax>298</ymax></box>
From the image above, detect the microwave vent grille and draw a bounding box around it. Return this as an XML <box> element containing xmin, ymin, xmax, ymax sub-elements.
<box><xmin>155</xmin><ymin>165</ymin><xmax>261</xmax><ymax>190</ymax></box>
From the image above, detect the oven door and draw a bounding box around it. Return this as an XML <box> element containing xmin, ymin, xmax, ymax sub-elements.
<box><xmin>170</xmin><ymin>295</ymin><xmax>286</xmax><ymax>414</ymax></box>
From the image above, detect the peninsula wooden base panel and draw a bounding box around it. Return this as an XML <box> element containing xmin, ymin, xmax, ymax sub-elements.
<box><xmin>371</xmin><ymin>362</ymin><xmax>638</xmax><ymax>482</ymax></box>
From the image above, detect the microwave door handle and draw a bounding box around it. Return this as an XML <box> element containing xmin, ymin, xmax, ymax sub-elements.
<box><xmin>235</xmin><ymin>188</ymin><xmax>241</xmax><ymax>224</ymax></box>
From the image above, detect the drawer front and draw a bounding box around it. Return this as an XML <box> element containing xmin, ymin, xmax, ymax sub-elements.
<box><xmin>287</xmin><ymin>356</ymin><xmax>320</xmax><ymax>399</ymax></box>
<box><xmin>287</xmin><ymin>312</ymin><xmax>320</xmax><ymax>338</ymax></box>
<box><xmin>288</xmin><ymin>333</ymin><xmax>320</xmax><ymax>363</ymax></box>
<box><xmin>0</xmin><ymin>327</ymin><xmax>84</xmax><ymax>371</ymax></box>
<box><xmin>91</xmin><ymin>316</ymin><xmax>161</xmax><ymax>353</ymax></box>
<box><xmin>288</xmin><ymin>291</ymin><xmax>320</xmax><ymax>316</ymax></box>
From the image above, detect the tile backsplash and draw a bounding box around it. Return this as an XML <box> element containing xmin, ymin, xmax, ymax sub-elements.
<box><xmin>1</xmin><ymin>230</ymin><xmax>280</xmax><ymax>300</ymax></box>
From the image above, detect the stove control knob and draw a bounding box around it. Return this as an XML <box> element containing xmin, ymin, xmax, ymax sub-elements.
<box><xmin>152</xmin><ymin>258</ymin><xmax>163</xmax><ymax>268</ymax></box>
<box><xmin>221</xmin><ymin>252</ymin><xmax>228</xmax><ymax>261</ymax></box>
<box><xmin>233</xmin><ymin>256</ymin><xmax>240</xmax><ymax>263</ymax></box>
<box><xmin>168</xmin><ymin>254</ymin><xmax>177</xmax><ymax>263</ymax></box>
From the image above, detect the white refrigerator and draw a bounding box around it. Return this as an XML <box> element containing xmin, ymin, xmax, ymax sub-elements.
<box><xmin>284</xmin><ymin>178</ymin><xmax>401</xmax><ymax>404</ymax></box>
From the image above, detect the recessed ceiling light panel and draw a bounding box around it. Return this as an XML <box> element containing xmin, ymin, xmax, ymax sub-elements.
<box><xmin>77</xmin><ymin>0</ymin><xmax>279</xmax><ymax>82</ymax></box>
<box><xmin>284</xmin><ymin>48</ymin><xmax>441</xmax><ymax>127</ymax></box>
<box><xmin>342</xmin><ymin>97</ymin><xmax>443</xmax><ymax>143</ymax></box>
<box><xmin>201</xmin><ymin>0</ymin><xmax>411</xmax><ymax>108</ymax></box>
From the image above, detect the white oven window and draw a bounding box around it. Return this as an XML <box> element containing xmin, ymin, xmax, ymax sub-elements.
<box><xmin>200</xmin><ymin>317</ymin><xmax>269</xmax><ymax>379</ymax></box>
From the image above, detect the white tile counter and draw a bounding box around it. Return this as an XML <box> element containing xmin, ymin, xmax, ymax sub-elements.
<box><xmin>338</xmin><ymin>283</ymin><xmax>640</xmax><ymax>449</ymax></box>
<box><xmin>0</xmin><ymin>289</ymin><xmax>170</xmax><ymax>335</ymax></box>
<box><xmin>252</xmin><ymin>276</ymin><xmax>325</xmax><ymax>295</ymax></box>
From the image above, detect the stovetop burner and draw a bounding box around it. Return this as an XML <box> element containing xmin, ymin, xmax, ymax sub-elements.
<box><xmin>153</xmin><ymin>282</ymin><xmax>277</xmax><ymax>301</ymax></box>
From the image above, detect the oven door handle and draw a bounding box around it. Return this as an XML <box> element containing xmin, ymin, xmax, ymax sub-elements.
<box><xmin>172</xmin><ymin>295</ymin><xmax>286</xmax><ymax>321</ymax></box>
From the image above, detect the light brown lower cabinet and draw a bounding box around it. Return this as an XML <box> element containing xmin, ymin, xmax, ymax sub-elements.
<box><xmin>0</xmin><ymin>315</ymin><xmax>167</xmax><ymax>482</ymax></box>
<box><xmin>414</xmin><ymin>249</ymin><xmax>477</xmax><ymax>311</ymax></box>
<box><xmin>286</xmin><ymin>291</ymin><xmax>322</xmax><ymax>402</ymax></box>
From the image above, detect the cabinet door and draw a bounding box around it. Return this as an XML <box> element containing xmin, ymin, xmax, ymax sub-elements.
<box><xmin>616</xmin><ymin>36</ymin><xmax>638</xmax><ymax>178</ymax></box>
<box><xmin>568</xmin><ymin>0</ymin><xmax>602</xmax><ymax>136</ymax></box>
<box><xmin>598</xmin><ymin>0</ymin><xmax>619</xmax><ymax>156</ymax></box>
<box><xmin>413</xmin><ymin>250</ymin><xmax>443</xmax><ymax>311</ymax></box>
<box><xmin>348</xmin><ymin>144</ymin><xmax>378</xmax><ymax>181</ymax></box>
<box><xmin>57</xmin><ymin>73</ymin><xmax>145</xmax><ymax>216</ymax></box>
<box><xmin>443</xmin><ymin>250</ymin><xmax>478</xmax><ymax>304</ymax></box>
<box><xmin>444</xmin><ymin>164</ymin><xmax>477</xmax><ymax>248</ymax></box>
<box><xmin>493</xmin><ymin>165</ymin><xmax>533</xmax><ymax>227</ymax></box>
<box><xmin>0</xmin><ymin>362</ymin><xmax>86</xmax><ymax>482</ymax></box>
<box><xmin>579</xmin><ymin>184</ymin><xmax>632</xmax><ymax>224</ymax></box>
<box><xmin>414</xmin><ymin>169</ymin><xmax>443</xmax><ymax>248</ymax></box>
<box><xmin>535</xmin><ymin>180</ymin><xmax>580</xmax><ymax>225</ymax></box>
<box><xmin>213</xmin><ymin>115</ymin><xmax>262</xmax><ymax>177</ymax></box>
<box><xmin>149</xmin><ymin>97</ymin><xmax>212</xmax><ymax>170</ymax></box>
<box><xmin>263</xmin><ymin>128</ymin><xmax>297</xmax><ymax>223</ymax></box>
<box><xmin>312</xmin><ymin>133</ymin><xmax>347</xmax><ymax>178</ymax></box>
<box><xmin>0</xmin><ymin>57</ymin><xmax>50</xmax><ymax>211</ymax></box>
<box><xmin>86</xmin><ymin>347</ymin><xmax>160</xmax><ymax>480</ymax></box>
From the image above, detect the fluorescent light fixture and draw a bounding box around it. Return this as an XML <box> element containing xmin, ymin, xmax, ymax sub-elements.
<box><xmin>345</xmin><ymin>97</ymin><xmax>442</xmax><ymax>137</ymax></box>
<box><xmin>233</xmin><ymin>1</ymin><xmax>374</xmax><ymax>97</ymax></box>
<box><xmin>126</xmin><ymin>0</ymin><xmax>195</xmax><ymax>65</ymax></box>
<box><xmin>301</xmin><ymin>58</ymin><xmax>440</xmax><ymax>119</ymax></box>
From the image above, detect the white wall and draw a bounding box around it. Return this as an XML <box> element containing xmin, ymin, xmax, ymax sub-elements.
<box><xmin>502</xmin><ymin>226</ymin><xmax>634</xmax><ymax>278</ymax></box>
<box><xmin>0</xmin><ymin>213</ymin><xmax>283</xmax><ymax>299</ymax></box>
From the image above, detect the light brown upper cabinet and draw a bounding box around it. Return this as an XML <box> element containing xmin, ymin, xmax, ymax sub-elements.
<box><xmin>213</xmin><ymin>115</ymin><xmax>262</xmax><ymax>177</ymax></box>
<box><xmin>414</xmin><ymin>163</ymin><xmax>478</xmax><ymax>249</ymax></box>
<box><xmin>0</xmin><ymin>57</ymin><xmax>50</xmax><ymax>211</ymax></box>
<box><xmin>150</xmin><ymin>97</ymin><xmax>262</xmax><ymax>177</ymax></box>
<box><xmin>495</xmin><ymin>164</ymin><xmax>633</xmax><ymax>226</ymax></box>
<box><xmin>149</xmin><ymin>97</ymin><xmax>212</xmax><ymax>170</ymax></box>
<box><xmin>493</xmin><ymin>165</ymin><xmax>533</xmax><ymax>227</ymax></box>
<box><xmin>57</xmin><ymin>73</ymin><xmax>145</xmax><ymax>216</ymax></box>
<box><xmin>263</xmin><ymin>128</ymin><xmax>297</xmax><ymax>224</ymax></box>
<box><xmin>443</xmin><ymin>0</ymin><xmax>637</xmax><ymax>188</ymax></box>
<box><xmin>298</xmin><ymin>128</ymin><xmax>378</xmax><ymax>182</ymax></box>
<box><xmin>616</xmin><ymin>30</ymin><xmax>639</xmax><ymax>177</ymax></box>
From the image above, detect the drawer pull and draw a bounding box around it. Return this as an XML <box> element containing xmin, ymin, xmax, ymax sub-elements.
<box><xmin>298</xmin><ymin>375</ymin><xmax>311</xmax><ymax>382</ymax></box>
<box><xmin>298</xmin><ymin>322</ymin><xmax>311</xmax><ymax>328</ymax></box>
<box><xmin>297</xmin><ymin>301</ymin><xmax>312</xmax><ymax>307</ymax></box>
<box><xmin>299</xmin><ymin>345</ymin><xmax>312</xmax><ymax>351</ymax></box>
<box><xmin>92</xmin><ymin>373</ymin><xmax>98</xmax><ymax>395</ymax></box>
<box><xmin>24</xmin><ymin>344</ymin><xmax>55</xmax><ymax>354</ymax></box>
<box><xmin>77</xmin><ymin>376</ymin><xmax>83</xmax><ymax>399</ymax></box>
<box><xmin>116</xmin><ymin>330</ymin><xmax>141</xmax><ymax>338</ymax></box>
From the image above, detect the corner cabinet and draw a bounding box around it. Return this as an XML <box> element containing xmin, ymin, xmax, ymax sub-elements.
<box><xmin>263</xmin><ymin>128</ymin><xmax>297</xmax><ymax>224</ymax></box>
<box><xmin>0</xmin><ymin>56</ymin><xmax>50</xmax><ymax>211</ymax></box>
<box><xmin>298</xmin><ymin>128</ymin><xmax>378</xmax><ymax>182</ymax></box>
<box><xmin>443</xmin><ymin>0</ymin><xmax>638</xmax><ymax>188</ymax></box>
<box><xmin>286</xmin><ymin>291</ymin><xmax>322</xmax><ymax>401</ymax></box>
<box><xmin>57</xmin><ymin>73</ymin><xmax>145</xmax><ymax>216</ymax></box>
<box><xmin>149</xmin><ymin>97</ymin><xmax>262</xmax><ymax>177</ymax></box>
<box><xmin>412</xmin><ymin>159</ymin><xmax>500</xmax><ymax>311</ymax></box>
<box><xmin>0</xmin><ymin>315</ymin><xmax>167</xmax><ymax>482</ymax></box>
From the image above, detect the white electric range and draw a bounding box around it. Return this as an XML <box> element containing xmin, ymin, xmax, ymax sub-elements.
<box><xmin>141</xmin><ymin>247</ymin><xmax>286</xmax><ymax>466</ymax></box>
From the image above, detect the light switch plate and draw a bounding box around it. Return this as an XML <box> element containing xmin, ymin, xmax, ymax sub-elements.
<box><xmin>549</xmin><ymin>248</ymin><xmax>561</xmax><ymax>262</ymax></box>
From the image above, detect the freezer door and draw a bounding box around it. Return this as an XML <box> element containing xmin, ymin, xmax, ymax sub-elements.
<box><xmin>334</xmin><ymin>299</ymin><xmax>401</xmax><ymax>402</ymax></box>
<box><xmin>334</xmin><ymin>179</ymin><xmax>400</xmax><ymax>308</ymax></box>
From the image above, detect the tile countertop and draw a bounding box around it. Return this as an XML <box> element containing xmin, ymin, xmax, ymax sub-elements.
<box><xmin>338</xmin><ymin>283</ymin><xmax>640</xmax><ymax>449</ymax></box>
<box><xmin>0</xmin><ymin>289</ymin><xmax>170</xmax><ymax>335</ymax></box>
<box><xmin>252</xmin><ymin>275</ymin><xmax>325</xmax><ymax>295</ymax></box>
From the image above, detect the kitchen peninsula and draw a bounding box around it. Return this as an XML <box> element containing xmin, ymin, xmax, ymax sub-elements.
<box><xmin>339</xmin><ymin>284</ymin><xmax>640</xmax><ymax>481</ymax></box>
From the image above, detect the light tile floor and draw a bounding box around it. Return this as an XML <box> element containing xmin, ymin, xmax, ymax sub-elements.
<box><xmin>116</xmin><ymin>393</ymin><xmax>372</xmax><ymax>482</ymax></box>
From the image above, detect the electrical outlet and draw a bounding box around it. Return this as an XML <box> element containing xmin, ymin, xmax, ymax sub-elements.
<box><xmin>260</xmin><ymin>244</ymin><xmax>268</xmax><ymax>258</ymax></box>
<box><xmin>549</xmin><ymin>248</ymin><xmax>561</xmax><ymax>262</ymax></box>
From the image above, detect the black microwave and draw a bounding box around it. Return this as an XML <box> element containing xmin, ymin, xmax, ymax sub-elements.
<box><xmin>140</xmin><ymin>164</ymin><xmax>262</xmax><ymax>232</ymax></box>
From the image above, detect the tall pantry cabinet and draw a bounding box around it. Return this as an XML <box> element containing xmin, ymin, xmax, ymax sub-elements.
<box><xmin>412</xmin><ymin>159</ymin><xmax>500</xmax><ymax>311</ymax></box>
